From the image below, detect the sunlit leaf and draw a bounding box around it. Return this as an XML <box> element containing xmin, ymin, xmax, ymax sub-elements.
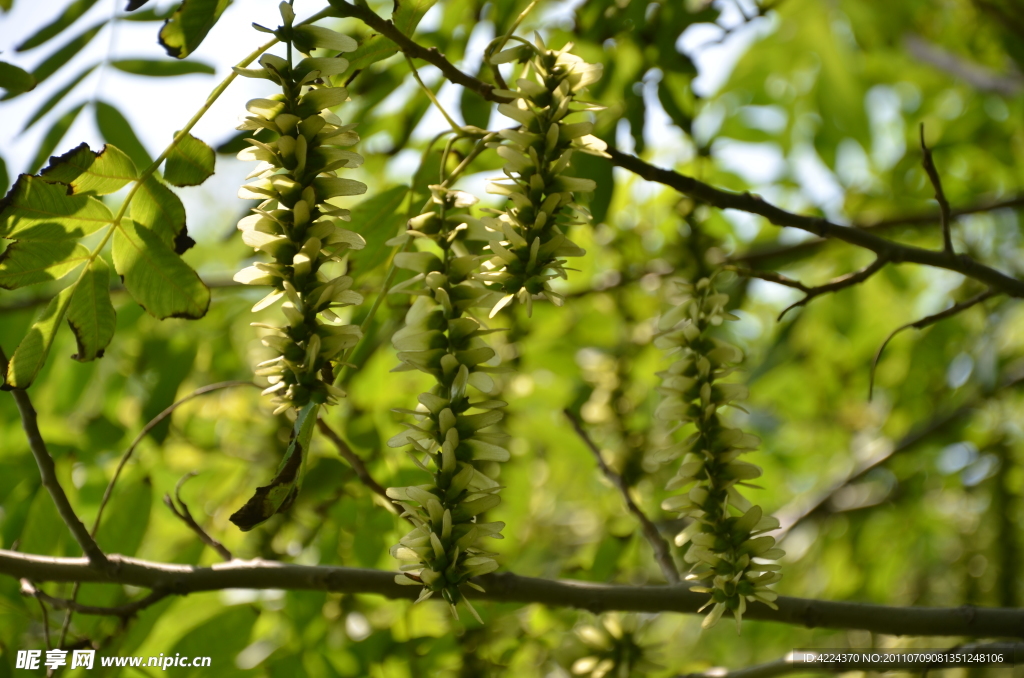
<box><xmin>40</xmin><ymin>142</ymin><xmax>138</xmax><ymax>196</ymax></box>
<box><xmin>0</xmin><ymin>174</ymin><xmax>112</xmax><ymax>241</ymax></box>
<box><xmin>66</xmin><ymin>255</ymin><xmax>115</xmax><ymax>361</ymax></box>
<box><xmin>130</xmin><ymin>175</ymin><xmax>188</xmax><ymax>249</ymax></box>
<box><xmin>112</xmin><ymin>218</ymin><xmax>210</xmax><ymax>319</ymax></box>
<box><xmin>158</xmin><ymin>0</ymin><xmax>231</xmax><ymax>59</ymax></box>
<box><xmin>0</xmin><ymin>240</ymin><xmax>90</xmax><ymax>290</ymax></box>
<box><xmin>163</xmin><ymin>132</ymin><xmax>215</xmax><ymax>186</ymax></box>
<box><xmin>4</xmin><ymin>284</ymin><xmax>75</xmax><ymax>389</ymax></box>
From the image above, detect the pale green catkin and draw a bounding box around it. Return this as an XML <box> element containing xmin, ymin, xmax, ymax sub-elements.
<box><xmin>656</xmin><ymin>277</ymin><xmax>783</xmax><ymax>630</ymax></box>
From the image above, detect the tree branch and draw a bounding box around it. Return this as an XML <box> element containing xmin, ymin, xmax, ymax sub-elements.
<box><xmin>20</xmin><ymin>580</ymin><xmax>168</xmax><ymax>620</ymax></box>
<box><xmin>327</xmin><ymin>0</ymin><xmax>511</xmax><ymax>105</ymax></box>
<box><xmin>919</xmin><ymin>125</ymin><xmax>954</xmax><ymax>254</ymax></box>
<box><xmin>605</xmin><ymin>149</ymin><xmax>1024</xmax><ymax>299</ymax></box>
<box><xmin>315</xmin><ymin>418</ymin><xmax>407</xmax><ymax>519</ymax></box>
<box><xmin>869</xmin><ymin>289</ymin><xmax>997</xmax><ymax>399</ymax></box>
<box><xmin>2</xmin><ymin>346</ymin><xmax>109</xmax><ymax>569</ymax></box>
<box><xmin>563</xmin><ymin>409</ymin><xmax>681</xmax><ymax>585</ymax></box>
<box><xmin>163</xmin><ymin>474</ymin><xmax>233</xmax><ymax>562</ymax></box>
<box><xmin>0</xmin><ymin>549</ymin><xmax>1021</xmax><ymax>637</ymax></box>
<box><xmin>730</xmin><ymin>195</ymin><xmax>1024</xmax><ymax>268</ymax></box>
<box><xmin>773</xmin><ymin>365</ymin><xmax>1024</xmax><ymax>539</ymax></box>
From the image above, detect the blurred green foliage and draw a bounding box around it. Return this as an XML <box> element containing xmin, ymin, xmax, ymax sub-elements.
<box><xmin>1</xmin><ymin>0</ymin><xmax>1023</xmax><ymax>675</ymax></box>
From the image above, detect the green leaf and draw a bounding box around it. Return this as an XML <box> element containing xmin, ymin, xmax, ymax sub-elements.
<box><xmin>112</xmin><ymin>219</ymin><xmax>210</xmax><ymax>319</ymax></box>
<box><xmin>460</xmin><ymin>71</ymin><xmax>491</xmax><ymax>128</ymax></box>
<box><xmin>66</xmin><ymin>255</ymin><xmax>115</xmax><ymax>361</ymax></box>
<box><xmin>96</xmin><ymin>475</ymin><xmax>151</xmax><ymax>556</ymax></box>
<box><xmin>24</xmin><ymin>21</ymin><xmax>105</xmax><ymax>90</ymax></box>
<box><xmin>0</xmin><ymin>174</ymin><xmax>113</xmax><ymax>241</ymax></box>
<box><xmin>0</xmin><ymin>61</ymin><xmax>35</xmax><ymax>96</ymax></box>
<box><xmin>4</xmin><ymin>284</ymin><xmax>75</xmax><ymax>389</ymax></box>
<box><xmin>28</xmin><ymin>103</ymin><xmax>85</xmax><ymax>173</ymax></box>
<box><xmin>95</xmin><ymin>101</ymin><xmax>153</xmax><ymax>169</ymax></box>
<box><xmin>130</xmin><ymin>176</ymin><xmax>187</xmax><ymax>248</ymax></box>
<box><xmin>163</xmin><ymin>132</ymin><xmax>215</xmax><ymax>186</ymax></box>
<box><xmin>571</xmin><ymin>147</ymin><xmax>613</xmax><ymax>225</ymax></box>
<box><xmin>40</xmin><ymin>142</ymin><xmax>138</xmax><ymax>195</ymax></box>
<box><xmin>0</xmin><ymin>155</ymin><xmax>8</xmax><ymax>195</ymax></box>
<box><xmin>340</xmin><ymin>0</ymin><xmax>440</xmax><ymax>73</ymax></box>
<box><xmin>158</xmin><ymin>0</ymin><xmax>231</xmax><ymax>59</ymax></box>
<box><xmin>0</xmin><ymin>0</ymin><xmax>13</xmax><ymax>12</ymax></box>
<box><xmin>229</xmin><ymin>403</ymin><xmax>318</xmax><ymax>531</ymax></box>
<box><xmin>111</xmin><ymin>59</ymin><xmax>215</xmax><ymax>77</ymax></box>
<box><xmin>21</xmin><ymin>63</ymin><xmax>97</xmax><ymax>132</ymax></box>
<box><xmin>15</xmin><ymin>0</ymin><xmax>102</xmax><ymax>52</ymax></box>
<box><xmin>0</xmin><ymin>240</ymin><xmax>90</xmax><ymax>289</ymax></box>
<box><xmin>347</xmin><ymin>185</ymin><xmax>408</xmax><ymax>281</ymax></box>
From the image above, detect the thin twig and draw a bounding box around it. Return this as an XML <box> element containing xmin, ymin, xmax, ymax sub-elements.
<box><xmin>163</xmin><ymin>474</ymin><xmax>233</xmax><ymax>562</ymax></box>
<box><xmin>1</xmin><ymin>347</ymin><xmax>109</xmax><ymax>569</ymax></box>
<box><xmin>21</xmin><ymin>579</ymin><xmax>168</xmax><ymax>619</ymax></box>
<box><xmin>919</xmin><ymin>124</ymin><xmax>954</xmax><ymax>253</ymax></box>
<box><xmin>92</xmin><ymin>381</ymin><xmax>260</xmax><ymax>537</ymax></box>
<box><xmin>315</xmin><ymin>419</ymin><xmax>408</xmax><ymax>520</ymax></box>
<box><xmin>773</xmin><ymin>365</ymin><xmax>1024</xmax><ymax>539</ymax></box>
<box><xmin>869</xmin><ymin>289</ymin><xmax>997</xmax><ymax>400</ymax></box>
<box><xmin>33</xmin><ymin>585</ymin><xmax>52</xmax><ymax>649</ymax></box>
<box><xmin>777</xmin><ymin>257</ymin><xmax>888</xmax><ymax>320</ymax></box>
<box><xmin>2</xmin><ymin>549</ymin><xmax>1023</xmax><ymax>637</ymax></box>
<box><xmin>563</xmin><ymin>409</ymin><xmax>681</xmax><ymax>585</ymax></box>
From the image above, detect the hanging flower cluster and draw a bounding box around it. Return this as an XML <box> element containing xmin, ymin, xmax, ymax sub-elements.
<box><xmin>387</xmin><ymin>186</ymin><xmax>509</xmax><ymax>622</ymax></box>
<box><xmin>232</xmin><ymin>4</ymin><xmax>367</xmax><ymax>414</ymax></box>
<box><xmin>656</xmin><ymin>277</ymin><xmax>783</xmax><ymax>630</ymax></box>
<box><xmin>480</xmin><ymin>38</ymin><xmax>607</xmax><ymax>317</ymax></box>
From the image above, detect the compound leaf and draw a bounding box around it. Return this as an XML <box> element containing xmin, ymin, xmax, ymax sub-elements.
<box><xmin>163</xmin><ymin>132</ymin><xmax>215</xmax><ymax>187</ymax></box>
<box><xmin>40</xmin><ymin>143</ymin><xmax>138</xmax><ymax>195</ymax></box>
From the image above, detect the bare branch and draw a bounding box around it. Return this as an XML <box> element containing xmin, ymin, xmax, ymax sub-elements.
<box><xmin>731</xmin><ymin>195</ymin><xmax>1024</xmax><ymax>268</ymax></box>
<box><xmin>919</xmin><ymin>125</ymin><xmax>954</xmax><ymax>253</ymax></box>
<box><xmin>20</xmin><ymin>580</ymin><xmax>168</xmax><ymax>620</ymax></box>
<box><xmin>92</xmin><ymin>381</ymin><xmax>260</xmax><ymax>538</ymax></box>
<box><xmin>564</xmin><ymin>409</ymin><xmax>681</xmax><ymax>585</ymax></box>
<box><xmin>605</xmin><ymin>149</ymin><xmax>1024</xmax><ymax>299</ymax></box>
<box><xmin>1</xmin><ymin>347</ymin><xmax>110</xmax><ymax>570</ymax></box>
<box><xmin>1</xmin><ymin>549</ymin><xmax>1022</xmax><ymax>637</ymax></box>
<box><xmin>869</xmin><ymin>289</ymin><xmax>997</xmax><ymax>400</ymax></box>
<box><xmin>726</xmin><ymin>266</ymin><xmax>809</xmax><ymax>292</ymax></box>
<box><xmin>676</xmin><ymin>643</ymin><xmax>1024</xmax><ymax>678</ymax></box>
<box><xmin>905</xmin><ymin>33</ymin><xmax>1024</xmax><ymax>96</ymax></box>
<box><xmin>735</xmin><ymin>258</ymin><xmax>888</xmax><ymax>321</ymax></box>
<box><xmin>315</xmin><ymin>418</ymin><xmax>408</xmax><ymax>519</ymax></box>
<box><xmin>773</xmin><ymin>365</ymin><xmax>1024</xmax><ymax>540</ymax></box>
<box><xmin>163</xmin><ymin>474</ymin><xmax>233</xmax><ymax>562</ymax></box>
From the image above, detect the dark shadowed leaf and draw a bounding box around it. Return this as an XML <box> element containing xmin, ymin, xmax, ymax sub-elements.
<box><xmin>95</xmin><ymin>101</ymin><xmax>153</xmax><ymax>169</ymax></box>
<box><xmin>0</xmin><ymin>240</ymin><xmax>90</xmax><ymax>290</ymax></box>
<box><xmin>112</xmin><ymin>59</ymin><xmax>215</xmax><ymax>77</ymax></box>
<box><xmin>0</xmin><ymin>174</ymin><xmax>113</xmax><ymax>241</ymax></box>
<box><xmin>159</xmin><ymin>0</ymin><xmax>231</xmax><ymax>59</ymax></box>
<box><xmin>40</xmin><ymin>142</ymin><xmax>138</xmax><ymax>195</ymax></box>
<box><xmin>21</xmin><ymin>63</ymin><xmax>97</xmax><ymax>132</ymax></box>
<box><xmin>15</xmin><ymin>0</ymin><xmax>102</xmax><ymax>52</ymax></box>
<box><xmin>67</xmin><ymin>255</ymin><xmax>115</xmax><ymax>361</ymax></box>
<box><xmin>112</xmin><ymin>218</ymin><xmax>209</xmax><ymax>319</ymax></box>
<box><xmin>21</xmin><ymin>21</ymin><xmax>105</xmax><ymax>91</ymax></box>
<box><xmin>0</xmin><ymin>155</ymin><xmax>7</xmax><ymax>194</ymax></box>
<box><xmin>0</xmin><ymin>61</ymin><xmax>35</xmax><ymax>96</ymax></box>
<box><xmin>163</xmin><ymin>132</ymin><xmax>215</xmax><ymax>186</ymax></box>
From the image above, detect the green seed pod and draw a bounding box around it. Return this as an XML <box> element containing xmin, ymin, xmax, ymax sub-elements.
<box><xmin>480</xmin><ymin>37</ymin><xmax>607</xmax><ymax>317</ymax></box>
<box><xmin>232</xmin><ymin>4</ymin><xmax>367</xmax><ymax>415</ymax></box>
<box><xmin>388</xmin><ymin>186</ymin><xmax>508</xmax><ymax>622</ymax></box>
<box><xmin>656</xmin><ymin>277</ymin><xmax>783</xmax><ymax>631</ymax></box>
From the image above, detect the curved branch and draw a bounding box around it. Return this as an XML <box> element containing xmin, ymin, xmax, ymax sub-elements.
<box><xmin>605</xmin><ymin>149</ymin><xmax>1024</xmax><ymax>299</ymax></box>
<box><xmin>20</xmin><ymin>580</ymin><xmax>167</xmax><ymax>619</ymax></box>
<box><xmin>1</xmin><ymin>549</ymin><xmax>1021</xmax><ymax>637</ymax></box>
<box><xmin>164</xmin><ymin>474</ymin><xmax>233</xmax><ymax>562</ymax></box>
